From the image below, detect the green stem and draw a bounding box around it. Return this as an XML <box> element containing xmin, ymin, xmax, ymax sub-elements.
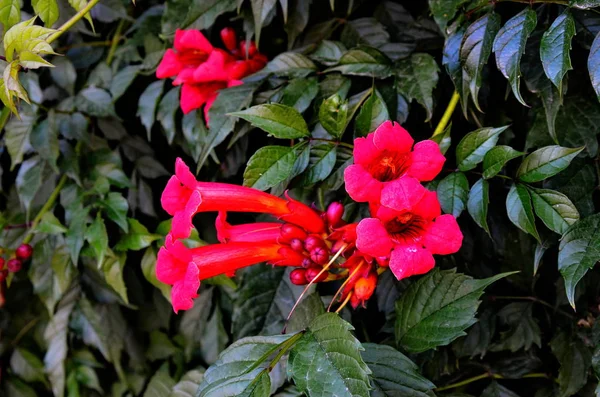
<box><xmin>46</xmin><ymin>0</ymin><xmax>102</xmax><ymax>44</ymax></box>
<box><xmin>22</xmin><ymin>174</ymin><xmax>68</xmax><ymax>244</ymax></box>
<box><xmin>266</xmin><ymin>332</ymin><xmax>304</xmax><ymax>371</ymax></box>
<box><xmin>432</xmin><ymin>91</ymin><xmax>460</xmax><ymax>137</ymax></box>
<box><xmin>309</xmin><ymin>138</ymin><xmax>354</xmax><ymax>149</ymax></box>
<box><xmin>490</xmin><ymin>295</ymin><xmax>575</xmax><ymax>319</ymax></box>
<box><xmin>106</xmin><ymin>19</ymin><xmax>126</xmax><ymax>65</ymax></box>
<box><xmin>435</xmin><ymin>372</ymin><xmax>552</xmax><ymax>392</ymax></box>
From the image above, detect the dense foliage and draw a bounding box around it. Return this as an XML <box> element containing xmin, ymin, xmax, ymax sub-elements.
<box><xmin>2</xmin><ymin>0</ymin><xmax>600</xmax><ymax>396</ymax></box>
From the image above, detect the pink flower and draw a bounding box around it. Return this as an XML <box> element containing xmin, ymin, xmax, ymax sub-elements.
<box><xmin>157</xmin><ymin>234</ymin><xmax>305</xmax><ymax>312</ymax></box>
<box><xmin>355</xmin><ymin>178</ymin><xmax>462</xmax><ymax>281</ymax></box>
<box><xmin>161</xmin><ymin>158</ymin><xmax>325</xmax><ymax>239</ymax></box>
<box><xmin>215</xmin><ymin>211</ymin><xmax>283</xmax><ymax>243</ymax></box>
<box><xmin>344</xmin><ymin>121</ymin><xmax>445</xmax><ymax>203</ymax></box>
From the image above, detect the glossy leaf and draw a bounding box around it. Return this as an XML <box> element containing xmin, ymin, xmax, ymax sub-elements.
<box><xmin>516</xmin><ymin>145</ymin><xmax>583</xmax><ymax>183</ymax></box>
<box><xmin>541</xmin><ymin>9</ymin><xmax>575</xmax><ymax>92</ymax></box>
<box><xmin>251</xmin><ymin>0</ymin><xmax>277</xmax><ymax>45</ymax></box>
<box><xmin>395</xmin><ymin>53</ymin><xmax>439</xmax><ymax>122</ymax></box>
<box><xmin>243</xmin><ymin>146</ymin><xmax>297</xmax><ymax>191</ymax></box>
<box><xmin>355</xmin><ymin>89</ymin><xmax>389</xmax><ymax>137</ymax></box>
<box><xmin>230</xmin><ymin>104</ymin><xmax>310</xmax><ymax>139</ymax></box>
<box><xmin>467</xmin><ymin>178</ymin><xmax>490</xmax><ymax>234</ymax></box>
<box><xmin>32</xmin><ymin>0</ymin><xmax>59</xmax><ymax>27</ymax></box>
<box><xmin>491</xmin><ymin>303</ymin><xmax>541</xmax><ymax>352</ymax></box>
<box><xmin>528</xmin><ymin>187</ymin><xmax>579</xmax><ymax>234</ymax></box>
<box><xmin>456</xmin><ymin>126</ymin><xmax>508</xmax><ymax>171</ymax></box>
<box><xmin>76</xmin><ymin>87</ymin><xmax>116</xmax><ymax>117</ymax></box>
<box><xmin>266</xmin><ymin>52</ymin><xmax>317</xmax><ymax>78</ymax></box>
<box><xmin>550</xmin><ymin>333</ymin><xmax>591</xmax><ymax>397</ymax></box>
<box><xmin>303</xmin><ymin>143</ymin><xmax>337</xmax><ymax>184</ymax></box>
<box><xmin>437</xmin><ymin>172</ymin><xmax>469</xmax><ymax>217</ymax></box>
<box><xmin>0</xmin><ymin>0</ymin><xmax>20</xmax><ymax>31</ymax></box>
<box><xmin>280</xmin><ymin>77</ymin><xmax>319</xmax><ymax>113</ymax></box>
<box><xmin>326</xmin><ymin>47</ymin><xmax>392</xmax><ymax>78</ymax></box>
<box><xmin>115</xmin><ymin>218</ymin><xmax>161</xmax><ymax>251</ymax></box>
<box><xmin>506</xmin><ymin>183</ymin><xmax>540</xmax><ymax>242</ymax></box>
<box><xmin>482</xmin><ymin>145</ymin><xmax>523</xmax><ymax>179</ymax></box>
<box><xmin>319</xmin><ymin>94</ymin><xmax>349</xmax><ymax>138</ymax></box>
<box><xmin>137</xmin><ymin>80</ymin><xmax>165</xmax><ymax>140</ymax></box>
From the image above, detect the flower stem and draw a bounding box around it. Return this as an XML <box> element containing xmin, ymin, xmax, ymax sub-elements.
<box><xmin>432</xmin><ymin>91</ymin><xmax>460</xmax><ymax>137</ymax></box>
<box><xmin>335</xmin><ymin>292</ymin><xmax>353</xmax><ymax>313</ymax></box>
<box><xmin>310</xmin><ymin>138</ymin><xmax>354</xmax><ymax>149</ymax></box>
<box><xmin>106</xmin><ymin>19</ymin><xmax>126</xmax><ymax>65</ymax></box>
<box><xmin>22</xmin><ymin>174</ymin><xmax>67</xmax><ymax>245</ymax></box>
<box><xmin>47</xmin><ymin>0</ymin><xmax>102</xmax><ymax>44</ymax></box>
<box><xmin>435</xmin><ymin>372</ymin><xmax>552</xmax><ymax>392</ymax></box>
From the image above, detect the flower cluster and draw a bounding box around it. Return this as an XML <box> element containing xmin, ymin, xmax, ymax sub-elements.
<box><xmin>156</xmin><ymin>28</ymin><xmax>267</xmax><ymax>121</ymax></box>
<box><xmin>156</xmin><ymin>121</ymin><xmax>462</xmax><ymax>313</ymax></box>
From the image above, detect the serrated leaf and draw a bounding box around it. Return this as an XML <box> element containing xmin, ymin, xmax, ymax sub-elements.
<box><xmin>0</xmin><ymin>0</ymin><xmax>20</xmax><ymax>31</ymax></box>
<box><xmin>289</xmin><ymin>313</ymin><xmax>371</xmax><ymax>397</ymax></box>
<box><xmin>493</xmin><ymin>8</ymin><xmax>537</xmax><ymax>106</ymax></box>
<box><xmin>326</xmin><ymin>47</ymin><xmax>392</xmax><ymax>78</ymax></box>
<box><xmin>230</xmin><ymin>103</ymin><xmax>309</xmax><ymax>139</ymax></box>
<box><xmin>100</xmin><ymin>192</ymin><xmax>129</xmax><ymax>232</ymax></box>
<box><xmin>341</xmin><ymin>17</ymin><xmax>390</xmax><ymax>48</ymax></box>
<box><xmin>395</xmin><ymin>268</ymin><xmax>514</xmax><ymax>353</ymax></box>
<box><xmin>244</xmin><ymin>146</ymin><xmax>297</xmax><ymax>191</ymax></box>
<box><xmin>319</xmin><ymin>94</ymin><xmax>349</xmax><ymax>138</ymax></box>
<box><xmin>361</xmin><ymin>343</ymin><xmax>435</xmax><ymax>397</ymax></box>
<box><xmin>115</xmin><ymin>218</ymin><xmax>161</xmax><ymax>251</ymax></box>
<box><xmin>516</xmin><ymin>145</ymin><xmax>583</xmax><ymax>182</ymax></box>
<box><xmin>266</xmin><ymin>52</ymin><xmax>317</xmax><ymax>78</ymax></box>
<box><xmin>482</xmin><ymin>145</ymin><xmax>523</xmax><ymax>179</ymax></box>
<box><xmin>180</xmin><ymin>0</ymin><xmax>236</xmax><ymax>32</ymax></box>
<box><xmin>85</xmin><ymin>214</ymin><xmax>108</xmax><ymax>267</ymax></box>
<box><xmin>310</xmin><ymin>40</ymin><xmax>347</xmax><ymax>66</ymax></box>
<box><xmin>396</xmin><ymin>53</ymin><xmax>439</xmax><ymax>122</ymax></box>
<box><xmin>506</xmin><ymin>183</ymin><xmax>540</xmax><ymax>241</ymax></box>
<box><xmin>138</xmin><ymin>80</ymin><xmax>165</xmax><ymax>140</ymax></box>
<box><xmin>32</xmin><ymin>0</ymin><xmax>59</xmax><ymax>27</ymax></box>
<box><xmin>456</xmin><ymin>126</ymin><xmax>508</xmax><ymax>171</ymax></box>
<box><xmin>558</xmin><ymin>213</ymin><xmax>600</xmax><ymax>308</ymax></box>
<box><xmin>461</xmin><ymin>12</ymin><xmax>501</xmax><ymax>111</ymax></box>
<box><xmin>550</xmin><ymin>333</ymin><xmax>591</xmax><ymax>397</ymax></box>
<box><xmin>490</xmin><ymin>303</ymin><xmax>541</xmax><ymax>352</ymax></box>
<box><xmin>467</xmin><ymin>178</ymin><xmax>490</xmax><ymax>234</ymax></box>
<box><xmin>280</xmin><ymin>77</ymin><xmax>319</xmax><ymax>113</ymax></box>
<box><xmin>5</xmin><ymin>105</ymin><xmax>35</xmax><ymax>170</ymax></box>
<box><xmin>68</xmin><ymin>0</ymin><xmax>94</xmax><ymax>28</ymax></box>
<box><xmin>437</xmin><ymin>172</ymin><xmax>469</xmax><ymax>218</ymax></box>
<box><xmin>540</xmin><ymin>10</ymin><xmax>575</xmax><ymax>91</ymax></box>
<box><xmin>303</xmin><ymin>143</ymin><xmax>337</xmax><ymax>184</ymax></box>
<box><xmin>76</xmin><ymin>87</ymin><xmax>116</xmax><ymax>117</ymax></box>
<box><xmin>169</xmin><ymin>369</ymin><xmax>204</xmax><ymax>397</ymax></box>
<box><xmin>528</xmin><ymin>187</ymin><xmax>579</xmax><ymax>234</ymax></box>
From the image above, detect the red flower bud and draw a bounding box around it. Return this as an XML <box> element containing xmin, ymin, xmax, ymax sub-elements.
<box><xmin>302</xmin><ymin>257</ymin><xmax>314</xmax><ymax>268</ymax></box>
<box><xmin>304</xmin><ymin>235</ymin><xmax>325</xmax><ymax>252</ymax></box>
<box><xmin>306</xmin><ymin>267</ymin><xmax>328</xmax><ymax>282</ymax></box>
<box><xmin>7</xmin><ymin>258</ymin><xmax>22</xmax><ymax>273</ymax></box>
<box><xmin>240</xmin><ymin>41</ymin><xmax>257</xmax><ymax>57</ymax></box>
<box><xmin>0</xmin><ymin>269</ymin><xmax>7</xmax><ymax>282</ymax></box>
<box><xmin>310</xmin><ymin>246</ymin><xmax>329</xmax><ymax>265</ymax></box>
<box><xmin>326</xmin><ymin>202</ymin><xmax>344</xmax><ymax>227</ymax></box>
<box><xmin>221</xmin><ymin>27</ymin><xmax>238</xmax><ymax>52</ymax></box>
<box><xmin>290</xmin><ymin>238</ymin><xmax>304</xmax><ymax>252</ymax></box>
<box><xmin>280</xmin><ymin>224</ymin><xmax>307</xmax><ymax>243</ymax></box>
<box><xmin>15</xmin><ymin>244</ymin><xmax>33</xmax><ymax>260</ymax></box>
<box><xmin>354</xmin><ymin>272</ymin><xmax>377</xmax><ymax>303</ymax></box>
<box><xmin>289</xmin><ymin>269</ymin><xmax>307</xmax><ymax>285</ymax></box>
<box><xmin>0</xmin><ymin>257</ymin><xmax>5</xmax><ymax>270</ymax></box>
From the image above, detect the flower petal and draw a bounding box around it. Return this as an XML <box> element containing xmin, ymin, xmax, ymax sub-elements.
<box><xmin>193</xmin><ymin>50</ymin><xmax>230</xmax><ymax>82</ymax></box>
<box><xmin>408</xmin><ymin>140</ymin><xmax>445</xmax><ymax>181</ymax></box>
<box><xmin>372</xmin><ymin>121</ymin><xmax>414</xmax><ymax>153</ymax></box>
<box><xmin>171</xmin><ymin>262</ymin><xmax>200</xmax><ymax>313</ymax></box>
<box><xmin>171</xmin><ymin>190</ymin><xmax>202</xmax><ymax>239</ymax></box>
<box><xmin>175</xmin><ymin>158</ymin><xmax>198</xmax><ymax>189</ymax></box>
<box><xmin>161</xmin><ymin>175</ymin><xmax>192</xmax><ymax>215</ymax></box>
<box><xmin>353</xmin><ymin>134</ymin><xmax>378</xmax><ymax>165</ymax></box>
<box><xmin>156</xmin><ymin>49</ymin><xmax>182</xmax><ymax>79</ymax></box>
<box><xmin>411</xmin><ymin>190</ymin><xmax>441</xmax><ymax>221</ymax></box>
<box><xmin>174</xmin><ymin>29</ymin><xmax>213</xmax><ymax>53</ymax></box>
<box><xmin>380</xmin><ymin>177</ymin><xmax>427</xmax><ymax>212</ymax></box>
<box><xmin>156</xmin><ymin>236</ymin><xmax>191</xmax><ymax>284</ymax></box>
<box><xmin>180</xmin><ymin>84</ymin><xmax>211</xmax><ymax>114</ymax></box>
<box><xmin>356</xmin><ymin>218</ymin><xmax>394</xmax><ymax>257</ymax></box>
<box><xmin>389</xmin><ymin>245</ymin><xmax>435</xmax><ymax>280</ymax></box>
<box><xmin>423</xmin><ymin>214</ymin><xmax>463</xmax><ymax>255</ymax></box>
<box><xmin>344</xmin><ymin>164</ymin><xmax>383</xmax><ymax>203</ymax></box>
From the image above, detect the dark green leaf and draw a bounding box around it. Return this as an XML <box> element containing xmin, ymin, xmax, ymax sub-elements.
<box><xmin>230</xmin><ymin>103</ymin><xmax>309</xmax><ymax>139</ymax></box>
<box><xmin>66</xmin><ymin>206</ymin><xmax>89</xmax><ymax>265</ymax></box>
<box><xmin>443</xmin><ymin>25</ymin><xmax>466</xmax><ymax>95</ymax></box>
<box><xmin>506</xmin><ymin>183</ymin><xmax>540</xmax><ymax>241</ymax></box>
<box><xmin>481</xmin><ymin>382</ymin><xmax>521</xmax><ymax>397</ymax></box>
<box><xmin>528</xmin><ymin>187</ymin><xmax>579</xmax><ymax>234</ymax></box>
<box><xmin>482</xmin><ymin>145</ymin><xmax>523</xmax><ymax>179</ymax></box>
<box><xmin>181</xmin><ymin>0</ymin><xmax>236</xmax><ymax>31</ymax></box>
<box><xmin>550</xmin><ymin>333</ymin><xmax>591</xmax><ymax>397</ymax></box>
<box><xmin>429</xmin><ymin>0</ymin><xmax>469</xmax><ymax>31</ymax></box>
<box><xmin>326</xmin><ymin>47</ymin><xmax>392</xmax><ymax>78</ymax></box>
<box><xmin>137</xmin><ymin>80</ymin><xmax>165</xmax><ymax>140</ymax></box>
<box><xmin>544</xmin><ymin>161</ymin><xmax>597</xmax><ymax>217</ymax></box>
<box><xmin>361</xmin><ymin>343</ymin><xmax>435</xmax><ymax>397</ymax></box>
<box><xmin>30</xmin><ymin>114</ymin><xmax>59</xmax><ymax>171</ymax></box>
<box><xmin>430</xmin><ymin>122</ymin><xmax>452</xmax><ymax>155</ymax></box>
<box><xmin>100</xmin><ymin>192</ymin><xmax>129</xmax><ymax>232</ymax></box>
<box><xmin>467</xmin><ymin>178</ymin><xmax>490</xmax><ymax>234</ymax></box>
<box><xmin>437</xmin><ymin>172</ymin><xmax>469</xmax><ymax>217</ymax></box>
<box><xmin>243</xmin><ymin>146</ymin><xmax>297</xmax><ymax>191</ymax></box>
<box><xmin>319</xmin><ymin>94</ymin><xmax>349</xmax><ymax>138</ymax></box>
<box><xmin>144</xmin><ymin>364</ymin><xmax>176</xmax><ymax>397</ymax></box>
<box><xmin>540</xmin><ymin>10</ymin><xmax>575</xmax><ymax>91</ymax></box>
<box><xmin>493</xmin><ymin>8</ymin><xmax>537</xmax><ymax>105</ymax></box>
<box><xmin>452</xmin><ymin>309</ymin><xmax>496</xmax><ymax>359</ymax></box>
<box><xmin>516</xmin><ymin>145</ymin><xmax>583</xmax><ymax>182</ymax></box>
<box><xmin>571</xmin><ymin>0</ymin><xmax>600</xmax><ymax>8</ymax></box>
<box><xmin>355</xmin><ymin>89</ymin><xmax>389</xmax><ymax>137</ymax></box>
<box><xmin>10</xmin><ymin>348</ymin><xmax>46</xmax><ymax>384</ymax></box>
<box><xmin>289</xmin><ymin>313</ymin><xmax>371</xmax><ymax>397</ymax></box>
<box><xmin>115</xmin><ymin>218</ymin><xmax>161</xmax><ymax>251</ymax></box>
<box><xmin>303</xmin><ymin>143</ymin><xmax>337</xmax><ymax>184</ymax></box>
<box><xmin>266</xmin><ymin>52</ymin><xmax>317</xmax><ymax>78</ymax></box>
<box><xmin>101</xmin><ymin>251</ymin><xmax>129</xmax><ymax>304</ymax></box>
<box><xmin>76</xmin><ymin>87</ymin><xmax>116</xmax><ymax>117</ymax></box>
<box><xmin>110</xmin><ymin>65</ymin><xmax>140</xmax><ymax>101</ymax></box>
<box><xmin>555</xmin><ymin>96</ymin><xmax>600</xmax><ymax>157</ymax></box>
<box><xmin>200</xmin><ymin>305</ymin><xmax>228</xmax><ymax>365</ymax></box>
<box><xmin>85</xmin><ymin>214</ymin><xmax>108</xmax><ymax>267</ymax></box>
<box><xmin>280</xmin><ymin>77</ymin><xmax>319</xmax><ymax>113</ymax></box>
<box><xmin>157</xmin><ymin>86</ymin><xmax>180</xmax><ymax>144</ymax></box>
<box><xmin>5</xmin><ymin>106</ymin><xmax>35</xmax><ymax>170</ymax></box>
<box><xmin>490</xmin><ymin>303</ymin><xmax>541</xmax><ymax>352</ymax></box>
<box><xmin>169</xmin><ymin>369</ymin><xmax>204</xmax><ymax>397</ymax></box>
<box><xmin>310</xmin><ymin>40</ymin><xmax>347</xmax><ymax>66</ymax></box>
<box><xmin>558</xmin><ymin>213</ymin><xmax>600</xmax><ymax>308</ymax></box>
<box><xmin>251</xmin><ymin>0</ymin><xmax>277</xmax><ymax>45</ymax></box>
<box><xmin>456</xmin><ymin>126</ymin><xmax>508</xmax><ymax>171</ymax></box>
<box><xmin>37</xmin><ymin>212</ymin><xmax>67</xmax><ymax>234</ymax></box>
<box><xmin>341</xmin><ymin>18</ymin><xmax>390</xmax><ymax>48</ymax></box>
<box><xmin>395</xmin><ymin>53</ymin><xmax>439</xmax><ymax>122</ymax></box>
<box><xmin>50</xmin><ymin>57</ymin><xmax>77</xmax><ymax>94</ymax></box>
<box><xmin>395</xmin><ymin>268</ymin><xmax>514</xmax><ymax>353</ymax></box>
<box><xmin>16</xmin><ymin>156</ymin><xmax>45</xmax><ymax>217</ymax></box>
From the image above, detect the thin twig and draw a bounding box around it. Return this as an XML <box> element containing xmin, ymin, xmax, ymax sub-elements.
<box><xmin>432</xmin><ymin>92</ymin><xmax>460</xmax><ymax>137</ymax></box>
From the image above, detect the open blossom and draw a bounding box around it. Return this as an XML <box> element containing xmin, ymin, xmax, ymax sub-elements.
<box><xmin>161</xmin><ymin>158</ymin><xmax>325</xmax><ymax>239</ymax></box>
<box><xmin>355</xmin><ymin>177</ymin><xmax>462</xmax><ymax>281</ymax></box>
<box><xmin>344</xmin><ymin>121</ymin><xmax>445</xmax><ymax>203</ymax></box>
<box><xmin>156</xmin><ymin>28</ymin><xmax>267</xmax><ymax>119</ymax></box>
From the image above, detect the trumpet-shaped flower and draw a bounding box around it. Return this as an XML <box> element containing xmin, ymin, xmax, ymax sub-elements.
<box><xmin>344</xmin><ymin>121</ymin><xmax>445</xmax><ymax>203</ymax></box>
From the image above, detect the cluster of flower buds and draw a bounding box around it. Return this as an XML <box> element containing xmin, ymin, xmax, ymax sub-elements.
<box><xmin>0</xmin><ymin>243</ymin><xmax>32</xmax><ymax>282</ymax></box>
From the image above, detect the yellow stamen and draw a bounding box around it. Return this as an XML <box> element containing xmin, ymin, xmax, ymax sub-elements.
<box><xmin>335</xmin><ymin>292</ymin><xmax>353</xmax><ymax>313</ymax></box>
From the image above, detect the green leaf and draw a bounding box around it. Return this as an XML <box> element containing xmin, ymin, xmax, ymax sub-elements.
<box><xmin>429</xmin><ymin>0</ymin><xmax>469</xmax><ymax>31</ymax></box>
<box><xmin>456</xmin><ymin>126</ymin><xmax>508</xmax><ymax>171</ymax></box>
<box><xmin>490</xmin><ymin>303</ymin><xmax>541</xmax><ymax>352</ymax></box>
<box><xmin>310</xmin><ymin>40</ymin><xmax>347</xmax><ymax>66</ymax></box>
<box><xmin>30</xmin><ymin>114</ymin><xmax>59</xmax><ymax>171</ymax></box>
<box><xmin>32</xmin><ymin>0</ymin><xmax>59</xmax><ymax>27</ymax></box>
<box><xmin>200</xmin><ymin>305</ymin><xmax>228</xmax><ymax>365</ymax></box>
<box><xmin>67</xmin><ymin>0</ymin><xmax>93</xmax><ymax>28</ymax></box>
<box><xmin>181</xmin><ymin>0</ymin><xmax>236</xmax><ymax>31</ymax></box>
<box><xmin>280</xmin><ymin>77</ymin><xmax>319</xmax><ymax>113</ymax></box>
<box><xmin>5</xmin><ymin>106</ymin><xmax>35</xmax><ymax>170</ymax></box>
<box><xmin>10</xmin><ymin>348</ymin><xmax>47</xmax><ymax>384</ymax></box>
<box><xmin>492</xmin><ymin>8</ymin><xmax>537</xmax><ymax>106</ymax></box>
<box><xmin>443</xmin><ymin>25</ymin><xmax>466</xmax><ymax>96</ymax></box>
<box><xmin>467</xmin><ymin>178</ymin><xmax>490</xmax><ymax>234</ymax></box>
<box><xmin>110</xmin><ymin>65</ymin><xmax>140</xmax><ymax>100</ymax></box>
<box><xmin>506</xmin><ymin>183</ymin><xmax>540</xmax><ymax>241</ymax></box>
<box><xmin>431</xmin><ymin>122</ymin><xmax>452</xmax><ymax>155</ymax></box>
<box><xmin>244</xmin><ymin>146</ymin><xmax>297</xmax><ymax>191</ymax></box>
<box><xmin>76</xmin><ymin>87</ymin><xmax>116</xmax><ymax>117</ymax></box>
<box><xmin>144</xmin><ymin>364</ymin><xmax>176</xmax><ymax>397</ymax></box>
<box><xmin>266</xmin><ymin>52</ymin><xmax>317</xmax><ymax>78</ymax></box>
<box><xmin>169</xmin><ymin>369</ymin><xmax>204</xmax><ymax>397</ymax></box>
<box><xmin>303</xmin><ymin>143</ymin><xmax>337</xmax><ymax>184</ymax></box>
<box><xmin>37</xmin><ymin>212</ymin><xmax>67</xmax><ymax>234</ymax></box>
<box><xmin>555</xmin><ymin>96</ymin><xmax>600</xmax><ymax>157</ymax></box>
<box><xmin>550</xmin><ymin>333</ymin><xmax>591</xmax><ymax>397</ymax></box>
<box><xmin>0</xmin><ymin>0</ymin><xmax>20</xmax><ymax>31</ymax></box>
<box><xmin>395</xmin><ymin>53</ymin><xmax>439</xmax><ymax>122</ymax></box>
<box><xmin>341</xmin><ymin>17</ymin><xmax>390</xmax><ymax>48</ymax></box>
<box><xmin>16</xmin><ymin>156</ymin><xmax>45</xmax><ymax>217</ymax></box>
<box><xmin>558</xmin><ymin>213</ymin><xmax>600</xmax><ymax>308</ymax></box>
<box><xmin>115</xmin><ymin>218</ymin><xmax>161</xmax><ymax>251</ymax></box>
<box><xmin>516</xmin><ymin>145</ymin><xmax>583</xmax><ymax>183</ymax></box>
<box><xmin>461</xmin><ymin>12</ymin><xmax>501</xmax><ymax>111</ymax></box>
<box><xmin>326</xmin><ymin>47</ymin><xmax>392</xmax><ymax>78</ymax></box>
<box><xmin>100</xmin><ymin>192</ymin><xmax>129</xmax><ymax>232</ymax></box>
<box><xmin>289</xmin><ymin>313</ymin><xmax>371</xmax><ymax>397</ymax></box>
<box><xmin>528</xmin><ymin>187</ymin><xmax>579</xmax><ymax>234</ymax></box>
<box><xmin>197</xmin><ymin>334</ymin><xmax>293</xmax><ymax>396</ymax></box>
<box><xmin>157</xmin><ymin>87</ymin><xmax>180</xmax><ymax>145</ymax></box>
<box><xmin>482</xmin><ymin>145</ymin><xmax>523</xmax><ymax>179</ymax></box>
<box><xmin>66</xmin><ymin>206</ymin><xmax>89</xmax><ymax>265</ymax></box>
<box><xmin>101</xmin><ymin>251</ymin><xmax>129</xmax><ymax>304</ymax></box>
<box><xmin>355</xmin><ymin>89</ymin><xmax>389</xmax><ymax>137</ymax></box>
<box><xmin>85</xmin><ymin>214</ymin><xmax>108</xmax><ymax>267</ymax></box>
<box><xmin>481</xmin><ymin>382</ymin><xmax>520</xmax><ymax>397</ymax></box>
<box><xmin>250</xmin><ymin>0</ymin><xmax>277</xmax><ymax>45</ymax></box>
<box><xmin>437</xmin><ymin>172</ymin><xmax>469</xmax><ymax>218</ymax></box>
<box><xmin>319</xmin><ymin>94</ymin><xmax>349</xmax><ymax>138</ymax></box>
<box><xmin>231</xmin><ymin>103</ymin><xmax>310</xmax><ymax>139</ymax></box>
<box><xmin>571</xmin><ymin>0</ymin><xmax>600</xmax><ymax>8</ymax></box>
<box><xmin>545</xmin><ymin>161</ymin><xmax>597</xmax><ymax>217</ymax></box>
<box><xmin>361</xmin><ymin>343</ymin><xmax>435</xmax><ymax>397</ymax></box>
<box><xmin>141</xmin><ymin>247</ymin><xmax>171</xmax><ymax>301</ymax></box>
<box><xmin>50</xmin><ymin>57</ymin><xmax>77</xmax><ymax>94</ymax></box>
<box><xmin>137</xmin><ymin>80</ymin><xmax>165</xmax><ymax>140</ymax></box>
<box><xmin>540</xmin><ymin>10</ymin><xmax>575</xmax><ymax>91</ymax></box>
<box><xmin>395</xmin><ymin>268</ymin><xmax>514</xmax><ymax>353</ymax></box>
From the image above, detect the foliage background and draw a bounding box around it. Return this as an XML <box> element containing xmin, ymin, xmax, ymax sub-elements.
<box><xmin>2</xmin><ymin>0</ymin><xmax>600</xmax><ymax>396</ymax></box>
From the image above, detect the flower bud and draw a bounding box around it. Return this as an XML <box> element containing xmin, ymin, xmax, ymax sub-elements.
<box><xmin>354</xmin><ymin>272</ymin><xmax>377</xmax><ymax>303</ymax></box>
<box><xmin>326</xmin><ymin>202</ymin><xmax>344</xmax><ymax>227</ymax></box>
<box><xmin>310</xmin><ymin>246</ymin><xmax>329</xmax><ymax>265</ymax></box>
<box><xmin>0</xmin><ymin>257</ymin><xmax>5</xmax><ymax>270</ymax></box>
<box><xmin>240</xmin><ymin>41</ymin><xmax>257</xmax><ymax>57</ymax></box>
<box><xmin>280</xmin><ymin>224</ymin><xmax>307</xmax><ymax>243</ymax></box>
<box><xmin>290</xmin><ymin>238</ymin><xmax>304</xmax><ymax>252</ymax></box>
<box><xmin>306</xmin><ymin>267</ymin><xmax>328</xmax><ymax>283</ymax></box>
<box><xmin>7</xmin><ymin>258</ymin><xmax>22</xmax><ymax>273</ymax></box>
<box><xmin>289</xmin><ymin>269</ymin><xmax>307</xmax><ymax>285</ymax></box>
<box><xmin>15</xmin><ymin>244</ymin><xmax>33</xmax><ymax>260</ymax></box>
<box><xmin>220</xmin><ymin>27</ymin><xmax>238</xmax><ymax>51</ymax></box>
<box><xmin>304</xmin><ymin>235</ymin><xmax>325</xmax><ymax>252</ymax></box>
<box><xmin>302</xmin><ymin>257</ymin><xmax>314</xmax><ymax>268</ymax></box>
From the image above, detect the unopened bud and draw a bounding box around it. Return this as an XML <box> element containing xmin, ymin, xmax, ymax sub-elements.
<box><xmin>289</xmin><ymin>269</ymin><xmax>307</xmax><ymax>285</ymax></box>
<box><xmin>306</xmin><ymin>267</ymin><xmax>328</xmax><ymax>283</ymax></box>
<box><xmin>354</xmin><ymin>272</ymin><xmax>377</xmax><ymax>302</ymax></box>
<box><xmin>304</xmin><ymin>235</ymin><xmax>325</xmax><ymax>252</ymax></box>
<box><xmin>310</xmin><ymin>246</ymin><xmax>329</xmax><ymax>265</ymax></box>
<box><xmin>376</xmin><ymin>256</ymin><xmax>389</xmax><ymax>267</ymax></box>
<box><xmin>290</xmin><ymin>238</ymin><xmax>304</xmax><ymax>252</ymax></box>
<box><xmin>240</xmin><ymin>41</ymin><xmax>257</xmax><ymax>57</ymax></box>
<box><xmin>7</xmin><ymin>258</ymin><xmax>22</xmax><ymax>273</ymax></box>
<box><xmin>302</xmin><ymin>257</ymin><xmax>314</xmax><ymax>268</ymax></box>
<box><xmin>220</xmin><ymin>27</ymin><xmax>238</xmax><ymax>52</ymax></box>
<box><xmin>326</xmin><ymin>202</ymin><xmax>344</xmax><ymax>227</ymax></box>
<box><xmin>280</xmin><ymin>224</ymin><xmax>307</xmax><ymax>243</ymax></box>
<box><xmin>15</xmin><ymin>244</ymin><xmax>33</xmax><ymax>260</ymax></box>
<box><xmin>0</xmin><ymin>257</ymin><xmax>5</xmax><ymax>270</ymax></box>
